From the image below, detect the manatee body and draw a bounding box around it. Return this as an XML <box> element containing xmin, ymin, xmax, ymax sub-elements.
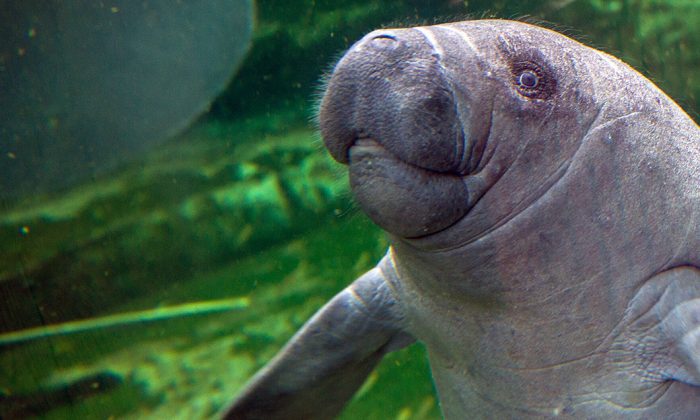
<box><xmin>224</xmin><ymin>20</ymin><xmax>700</xmax><ymax>419</ymax></box>
<box><xmin>0</xmin><ymin>0</ymin><xmax>252</xmax><ymax>198</ymax></box>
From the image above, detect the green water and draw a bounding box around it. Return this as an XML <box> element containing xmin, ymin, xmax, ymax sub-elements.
<box><xmin>1</xmin><ymin>0</ymin><xmax>698</xmax><ymax>418</ymax></box>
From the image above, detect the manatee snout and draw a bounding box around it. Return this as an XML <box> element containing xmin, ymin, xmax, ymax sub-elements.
<box><xmin>320</xmin><ymin>29</ymin><xmax>464</xmax><ymax>171</ymax></box>
<box><xmin>319</xmin><ymin>28</ymin><xmax>471</xmax><ymax>238</ymax></box>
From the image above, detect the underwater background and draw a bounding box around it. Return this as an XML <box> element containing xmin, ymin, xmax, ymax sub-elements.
<box><xmin>0</xmin><ymin>0</ymin><xmax>698</xmax><ymax>418</ymax></box>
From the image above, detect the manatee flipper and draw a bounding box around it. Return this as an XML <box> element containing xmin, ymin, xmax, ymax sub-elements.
<box><xmin>222</xmin><ymin>260</ymin><xmax>414</xmax><ymax>420</ymax></box>
<box><xmin>618</xmin><ymin>267</ymin><xmax>700</xmax><ymax>385</ymax></box>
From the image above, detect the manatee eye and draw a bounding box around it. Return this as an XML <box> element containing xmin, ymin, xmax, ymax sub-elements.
<box><xmin>511</xmin><ymin>60</ymin><xmax>553</xmax><ymax>99</ymax></box>
<box><xmin>518</xmin><ymin>71</ymin><xmax>538</xmax><ymax>88</ymax></box>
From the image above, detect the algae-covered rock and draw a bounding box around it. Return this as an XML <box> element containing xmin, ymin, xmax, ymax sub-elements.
<box><xmin>0</xmin><ymin>210</ymin><xmax>413</xmax><ymax>420</ymax></box>
<box><xmin>0</xmin><ymin>123</ymin><xmax>349</xmax><ymax>332</ymax></box>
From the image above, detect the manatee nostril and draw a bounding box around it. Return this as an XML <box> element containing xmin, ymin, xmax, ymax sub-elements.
<box><xmin>372</xmin><ymin>33</ymin><xmax>396</xmax><ymax>40</ymax></box>
<box><xmin>368</xmin><ymin>33</ymin><xmax>398</xmax><ymax>49</ymax></box>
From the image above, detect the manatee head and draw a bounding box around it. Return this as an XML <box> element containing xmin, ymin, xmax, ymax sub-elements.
<box><xmin>320</xmin><ymin>20</ymin><xmax>621</xmax><ymax>246</ymax></box>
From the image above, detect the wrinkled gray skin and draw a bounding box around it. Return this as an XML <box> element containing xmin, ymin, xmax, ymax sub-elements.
<box><xmin>223</xmin><ymin>20</ymin><xmax>700</xmax><ymax>419</ymax></box>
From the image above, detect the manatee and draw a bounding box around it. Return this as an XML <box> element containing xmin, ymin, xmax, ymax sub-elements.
<box><xmin>0</xmin><ymin>0</ymin><xmax>252</xmax><ymax>199</ymax></box>
<box><xmin>223</xmin><ymin>19</ymin><xmax>700</xmax><ymax>418</ymax></box>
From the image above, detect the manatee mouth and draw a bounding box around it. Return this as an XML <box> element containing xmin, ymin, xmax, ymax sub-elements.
<box><xmin>347</xmin><ymin>137</ymin><xmax>470</xmax><ymax>238</ymax></box>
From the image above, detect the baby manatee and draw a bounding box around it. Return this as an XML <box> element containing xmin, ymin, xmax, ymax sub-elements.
<box><xmin>223</xmin><ymin>19</ymin><xmax>700</xmax><ymax>419</ymax></box>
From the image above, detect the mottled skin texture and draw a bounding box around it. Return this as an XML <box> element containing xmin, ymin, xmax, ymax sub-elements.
<box><xmin>223</xmin><ymin>20</ymin><xmax>700</xmax><ymax>419</ymax></box>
